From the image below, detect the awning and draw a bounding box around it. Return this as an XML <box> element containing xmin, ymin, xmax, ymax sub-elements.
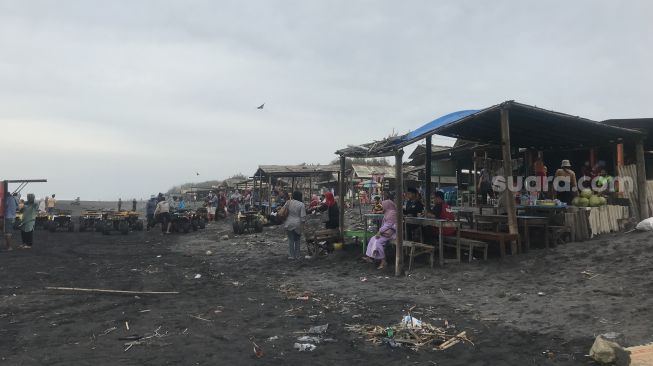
<box><xmin>336</xmin><ymin>101</ymin><xmax>644</xmax><ymax>157</ymax></box>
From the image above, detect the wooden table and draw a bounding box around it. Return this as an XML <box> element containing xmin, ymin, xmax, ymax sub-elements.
<box><xmin>403</xmin><ymin>216</ymin><xmax>461</xmax><ymax>266</ymax></box>
<box><xmin>517</xmin><ymin>205</ymin><xmax>567</xmax><ymax>218</ymax></box>
<box><xmin>451</xmin><ymin>207</ymin><xmax>475</xmax><ymax>228</ymax></box>
<box><xmin>459</xmin><ymin>229</ymin><xmax>520</xmax><ymax>258</ymax></box>
<box><xmin>475</xmin><ymin>214</ymin><xmax>549</xmax><ymax>251</ymax></box>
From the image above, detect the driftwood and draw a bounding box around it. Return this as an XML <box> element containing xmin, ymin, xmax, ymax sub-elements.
<box><xmin>346</xmin><ymin>319</ymin><xmax>472</xmax><ymax>352</ymax></box>
<box><xmin>437</xmin><ymin>331</ymin><xmax>467</xmax><ymax>350</ymax></box>
<box><xmin>45</xmin><ymin>287</ymin><xmax>179</xmax><ymax>295</ymax></box>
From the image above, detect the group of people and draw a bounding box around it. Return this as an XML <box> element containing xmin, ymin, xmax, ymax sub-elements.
<box><xmin>145</xmin><ymin>193</ymin><xmax>188</xmax><ymax>234</ymax></box>
<box><xmin>117</xmin><ymin>198</ymin><xmax>138</xmax><ymax>212</ymax></box>
<box><xmin>3</xmin><ymin>191</ymin><xmax>43</xmax><ymax>250</ymax></box>
<box><xmin>364</xmin><ymin>188</ymin><xmax>455</xmax><ymax>269</ymax></box>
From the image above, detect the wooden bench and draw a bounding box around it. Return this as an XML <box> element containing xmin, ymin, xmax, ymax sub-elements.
<box><xmin>459</xmin><ymin>229</ymin><xmax>520</xmax><ymax>258</ymax></box>
<box><xmin>443</xmin><ymin>236</ymin><xmax>488</xmax><ymax>262</ymax></box>
<box><xmin>402</xmin><ymin>240</ymin><xmax>435</xmax><ymax>272</ymax></box>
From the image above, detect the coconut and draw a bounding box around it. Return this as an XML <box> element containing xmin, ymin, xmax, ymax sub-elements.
<box><xmin>580</xmin><ymin>189</ymin><xmax>593</xmax><ymax>199</ymax></box>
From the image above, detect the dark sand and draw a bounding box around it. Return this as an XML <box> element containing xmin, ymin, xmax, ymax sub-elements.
<box><xmin>1</xmin><ymin>201</ymin><xmax>652</xmax><ymax>365</ymax></box>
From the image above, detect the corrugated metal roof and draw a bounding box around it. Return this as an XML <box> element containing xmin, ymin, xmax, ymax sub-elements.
<box><xmin>351</xmin><ymin>164</ymin><xmax>396</xmax><ymax>179</ymax></box>
<box><xmin>254</xmin><ymin>164</ymin><xmax>341</xmax><ymax>178</ymax></box>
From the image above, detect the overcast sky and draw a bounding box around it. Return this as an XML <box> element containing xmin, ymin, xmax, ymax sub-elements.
<box><xmin>1</xmin><ymin>0</ymin><xmax>651</xmax><ymax>200</ymax></box>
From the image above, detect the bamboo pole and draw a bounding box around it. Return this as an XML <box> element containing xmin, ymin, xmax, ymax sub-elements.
<box><xmin>395</xmin><ymin>149</ymin><xmax>405</xmax><ymax>276</ymax></box>
<box><xmin>46</xmin><ymin>287</ymin><xmax>179</xmax><ymax>295</ymax></box>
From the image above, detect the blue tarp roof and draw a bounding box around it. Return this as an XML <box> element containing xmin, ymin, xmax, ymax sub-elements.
<box><xmin>403</xmin><ymin>109</ymin><xmax>480</xmax><ymax>142</ymax></box>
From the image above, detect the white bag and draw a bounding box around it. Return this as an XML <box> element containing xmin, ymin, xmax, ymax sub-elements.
<box><xmin>635</xmin><ymin>217</ymin><xmax>653</xmax><ymax>231</ymax></box>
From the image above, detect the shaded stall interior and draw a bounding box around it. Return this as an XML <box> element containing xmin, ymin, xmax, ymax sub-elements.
<box><xmin>336</xmin><ymin>100</ymin><xmax>647</xmax><ymax>276</ymax></box>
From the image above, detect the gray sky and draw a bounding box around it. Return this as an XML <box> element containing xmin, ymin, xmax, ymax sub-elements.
<box><xmin>1</xmin><ymin>0</ymin><xmax>651</xmax><ymax>200</ymax></box>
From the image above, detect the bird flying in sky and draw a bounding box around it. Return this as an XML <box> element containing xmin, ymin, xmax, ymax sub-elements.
<box><xmin>257</xmin><ymin>103</ymin><xmax>265</xmax><ymax>109</ymax></box>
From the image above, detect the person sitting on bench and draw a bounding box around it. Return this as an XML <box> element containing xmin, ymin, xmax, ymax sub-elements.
<box><xmin>363</xmin><ymin>199</ymin><xmax>397</xmax><ymax>270</ymax></box>
<box><xmin>371</xmin><ymin>195</ymin><xmax>384</xmax><ymax>214</ymax></box>
<box><xmin>425</xmin><ymin>191</ymin><xmax>456</xmax><ymax>236</ymax></box>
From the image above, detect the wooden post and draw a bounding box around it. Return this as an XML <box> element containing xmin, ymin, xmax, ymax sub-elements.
<box><xmin>350</xmin><ymin>168</ymin><xmax>355</xmax><ymax>209</ymax></box>
<box><xmin>472</xmin><ymin>151</ymin><xmax>478</xmax><ymax>206</ymax></box>
<box><xmin>258</xmin><ymin>171</ymin><xmax>263</xmax><ymax>209</ymax></box>
<box><xmin>425</xmin><ymin>136</ymin><xmax>432</xmax><ymax>210</ymax></box>
<box><xmin>500</xmin><ymin>106</ymin><xmax>519</xmax><ymax>246</ymax></box>
<box><xmin>635</xmin><ymin>139</ymin><xmax>649</xmax><ymax>220</ymax></box>
<box><xmin>339</xmin><ymin>156</ymin><xmax>346</xmax><ymax>240</ymax></box>
<box><xmin>395</xmin><ymin>149</ymin><xmax>405</xmax><ymax>276</ymax></box>
<box><xmin>267</xmin><ymin>175</ymin><xmax>272</xmax><ymax>215</ymax></box>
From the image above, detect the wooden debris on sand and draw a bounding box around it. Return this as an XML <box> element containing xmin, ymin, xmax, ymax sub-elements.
<box><xmin>45</xmin><ymin>287</ymin><xmax>179</xmax><ymax>295</ymax></box>
<box><xmin>123</xmin><ymin>326</ymin><xmax>170</xmax><ymax>352</ymax></box>
<box><xmin>345</xmin><ymin>319</ymin><xmax>473</xmax><ymax>351</ymax></box>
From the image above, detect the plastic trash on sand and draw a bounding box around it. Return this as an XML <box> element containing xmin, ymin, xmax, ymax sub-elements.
<box><xmin>308</xmin><ymin>324</ymin><xmax>329</xmax><ymax>334</ymax></box>
<box><xmin>297</xmin><ymin>336</ymin><xmax>321</xmax><ymax>343</ymax></box>
<box><xmin>401</xmin><ymin>316</ymin><xmax>423</xmax><ymax>328</ymax></box>
<box><xmin>294</xmin><ymin>343</ymin><xmax>317</xmax><ymax>352</ymax></box>
<box><xmin>636</xmin><ymin>217</ymin><xmax>653</xmax><ymax>231</ymax></box>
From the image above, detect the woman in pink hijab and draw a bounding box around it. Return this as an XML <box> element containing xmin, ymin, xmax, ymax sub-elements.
<box><xmin>364</xmin><ymin>199</ymin><xmax>397</xmax><ymax>269</ymax></box>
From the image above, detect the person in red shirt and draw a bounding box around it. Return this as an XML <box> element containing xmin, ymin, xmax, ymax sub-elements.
<box><xmin>425</xmin><ymin>191</ymin><xmax>456</xmax><ymax>236</ymax></box>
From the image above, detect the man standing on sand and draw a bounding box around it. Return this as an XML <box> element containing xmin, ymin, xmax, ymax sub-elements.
<box><xmin>47</xmin><ymin>194</ymin><xmax>56</xmax><ymax>215</ymax></box>
<box><xmin>132</xmin><ymin>198</ymin><xmax>137</xmax><ymax>212</ymax></box>
<box><xmin>18</xmin><ymin>194</ymin><xmax>39</xmax><ymax>249</ymax></box>
<box><xmin>118</xmin><ymin>198</ymin><xmax>122</xmax><ymax>211</ymax></box>
<box><xmin>146</xmin><ymin>195</ymin><xmax>157</xmax><ymax>231</ymax></box>
<box><xmin>154</xmin><ymin>196</ymin><xmax>172</xmax><ymax>234</ymax></box>
<box><xmin>4</xmin><ymin>191</ymin><xmax>18</xmax><ymax>250</ymax></box>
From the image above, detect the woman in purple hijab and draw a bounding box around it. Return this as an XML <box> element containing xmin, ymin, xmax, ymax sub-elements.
<box><xmin>364</xmin><ymin>199</ymin><xmax>397</xmax><ymax>269</ymax></box>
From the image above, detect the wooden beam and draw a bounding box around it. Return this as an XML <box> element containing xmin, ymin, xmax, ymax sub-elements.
<box><xmin>267</xmin><ymin>175</ymin><xmax>272</xmax><ymax>215</ymax></box>
<box><xmin>635</xmin><ymin>139</ymin><xmax>649</xmax><ymax>220</ymax></box>
<box><xmin>425</xmin><ymin>136</ymin><xmax>432</xmax><ymax>209</ymax></box>
<box><xmin>339</xmin><ymin>155</ymin><xmax>346</xmax><ymax>240</ymax></box>
<box><xmin>394</xmin><ymin>149</ymin><xmax>405</xmax><ymax>277</ymax></box>
<box><xmin>472</xmin><ymin>151</ymin><xmax>478</xmax><ymax>206</ymax></box>
<box><xmin>500</xmin><ymin>107</ymin><xmax>519</xmax><ymax>240</ymax></box>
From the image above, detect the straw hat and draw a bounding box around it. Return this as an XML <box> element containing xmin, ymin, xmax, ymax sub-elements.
<box><xmin>561</xmin><ymin>159</ymin><xmax>572</xmax><ymax>168</ymax></box>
